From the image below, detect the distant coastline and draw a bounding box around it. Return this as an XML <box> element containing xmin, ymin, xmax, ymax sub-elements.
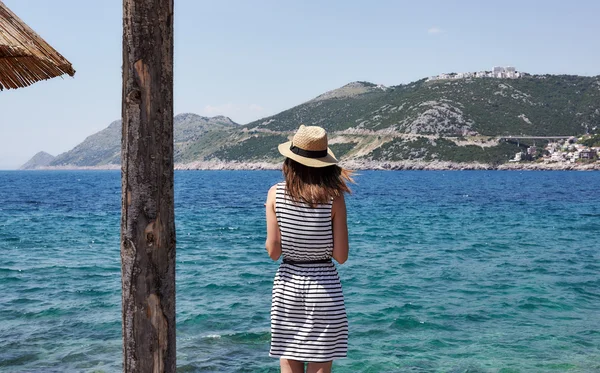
<box><xmin>21</xmin><ymin>160</ymin><xmax>600</xmax><ymax>171</ymax></box>
<box><xmin>17</xmin><ymin>75</ymin><xmax>600</xmax><ymax>172</ymax></box>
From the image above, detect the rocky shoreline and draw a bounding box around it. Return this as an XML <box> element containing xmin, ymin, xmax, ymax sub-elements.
<box><xmin>175</xmin><ymin>160</ymin><xmax>600</xmax><ymax>171</ymax></box>
<box><xmin>341</xmin><ymin>160</ymin><xmax>600</xmax><ymax>171</ymax></box>
<box><xmin>21</xmin><ymin>160</ymin><xmax>600</xmax><ymax>171</ymax></box>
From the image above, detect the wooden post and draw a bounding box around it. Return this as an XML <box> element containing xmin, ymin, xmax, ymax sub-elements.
<box><xmin>121</xmin><ymin>1</ymin><xmax>175</xmax><ymax>372</ymax></box>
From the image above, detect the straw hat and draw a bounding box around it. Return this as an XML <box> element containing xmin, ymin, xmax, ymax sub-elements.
<box><xmin>278</xmin><ymin>125</ymin><xmax>338</xmax><ymax>168</ymax></box>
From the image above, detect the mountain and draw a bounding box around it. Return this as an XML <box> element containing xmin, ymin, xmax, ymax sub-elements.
<box><xmin>172</xmin><ymin>113</ymin><xmax>240</xmax><ymax>163</ymax></box>
<box><xmin>21</xmin><ymin>74</ymin><xmax>600</xmax><ymax>169</ymax></box>
<box><xmin>19</xmin><ymin>151</ymin><xmax>55</xmax><ymax>169</ymax></box>
<box><xmin>242</xmin><ymin>75</ymin><xmax>600</xmax><ymax>164</ymax></box>
<box><xmin>28</xmin><ymin>114</ymin><xmax>239</xmax><ymax>168</ymax></box>
<box><xmin>50</xmin><ymin>119</ymin><xmax>122</xmax><ymax>167</ymax></box>
<box><xmin>247</xmin><ymin>75</ymin><xmax>600</xmax><ymax>136</ymax></box>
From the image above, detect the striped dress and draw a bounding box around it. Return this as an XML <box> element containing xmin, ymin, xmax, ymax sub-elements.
<box><xmin>269</xmin><ymin>182</ymin><xmax>348</xmax><ymax>362</ymax></box>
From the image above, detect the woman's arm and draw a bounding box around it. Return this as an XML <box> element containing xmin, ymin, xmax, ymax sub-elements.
<box><xmin>265</xmin><ymin>185</ymin><xmax>282</xmax><ymax>261</ymax></box>
<box><xmin>331</xmin><ymin>195</ymin><xmax>349</xmax><ymax>264</ymax></box>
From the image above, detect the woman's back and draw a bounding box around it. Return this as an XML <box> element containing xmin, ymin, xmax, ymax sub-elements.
<box><xmin>270</xmin><ymin>181</ymin><xmax>347</xmax><ymax>363</ymax></box>
<box><xmin>265</xmin><ymin>125</ymin><xmax>351</xmax><ymax>370</ymax></box>
<box><xmin>275</xmin><ymin>182</ymin><xmax>333</xmax><ymax>261</ymax></box>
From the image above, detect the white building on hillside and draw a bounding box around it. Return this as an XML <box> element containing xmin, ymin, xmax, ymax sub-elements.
<box><xmin>493</xmin><ymin>66</ymin><xmax>505</xmax><ymax>78</ymax></box>
<box><xmin>427</xmin><ymin>66</ymin><xmax>523</xmax><ymax>81</ymax></box>
<box><xmin>492</xmin><ymin>66</ymin><xmax>519</xmax><ymax>78</ymax></box>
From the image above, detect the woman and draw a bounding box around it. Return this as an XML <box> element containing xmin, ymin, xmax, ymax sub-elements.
<box><xmin>265</xmin><ymin>125</ymin><xmax>353</xmax><ymax>373</ymax></box>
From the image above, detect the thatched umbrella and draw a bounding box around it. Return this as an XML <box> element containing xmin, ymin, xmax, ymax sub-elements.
<box><xmin>0</xmin><ymin>1</ymin><xmax>75</xmax><ymax>90</ymax></box>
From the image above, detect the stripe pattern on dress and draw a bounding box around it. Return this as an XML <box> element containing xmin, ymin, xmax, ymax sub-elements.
<box><xmin>270</xmin><ymin>182</ymin><xmax>348</xmax><ymax>362</ymax></box>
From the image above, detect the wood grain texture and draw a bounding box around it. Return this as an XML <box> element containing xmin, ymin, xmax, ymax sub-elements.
<box><xmin>121</xmin><ymin>0</ymin><xmax>175</xmax><ymax>372</ymax></box>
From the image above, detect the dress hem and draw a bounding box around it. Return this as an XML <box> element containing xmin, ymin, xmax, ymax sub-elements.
<box><xmin>269</xmin><ymin>353</ymin><xmax>347</xmax><ymax>362</ymax></box>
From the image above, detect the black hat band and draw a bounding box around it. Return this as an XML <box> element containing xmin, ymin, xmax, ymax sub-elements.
<box><xmin>290</xmin><ymin>143</ymin><xmax>328</xmax><ymax>158</ymax></box>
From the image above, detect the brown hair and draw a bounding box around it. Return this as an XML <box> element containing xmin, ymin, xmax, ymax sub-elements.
<box><xmin>282</xmin><ymin>158</ymin><xmax>354</xmax><ymax>205</ymax></box>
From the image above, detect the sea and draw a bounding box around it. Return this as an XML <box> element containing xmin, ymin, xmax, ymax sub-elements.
<box><xmin>0</xmin><ymin>170</ymin><xmax>599</xmax><ymax>373</ymax></box>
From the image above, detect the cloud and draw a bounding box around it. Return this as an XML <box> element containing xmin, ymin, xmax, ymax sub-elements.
<box><xmin>427</xmin><ymin>27</ymin><xmax>444</xmax><ymax>35</ymax></box>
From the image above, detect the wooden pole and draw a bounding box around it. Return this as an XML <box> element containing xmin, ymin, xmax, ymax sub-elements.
<box><xmin>121</xmin><ymin>1</ymin><xmax>175</xmax><ymax>372</ymax></box>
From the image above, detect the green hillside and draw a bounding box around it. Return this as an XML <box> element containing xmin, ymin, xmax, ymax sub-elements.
<box><xmin>21</xmin><ymin>74</ymin><xmax>600</xmax><ymax>169</ymax></box>
<box><xmin>247</xmin><ymin>75</ymin><xmax>600</xmax><ymax>136</ymax></box>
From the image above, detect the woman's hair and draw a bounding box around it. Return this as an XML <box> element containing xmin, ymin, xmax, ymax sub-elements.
<box><xmin>282</xmin><ymin>158</ymin><xmax>354</xmax><ymax>205</ymax></box>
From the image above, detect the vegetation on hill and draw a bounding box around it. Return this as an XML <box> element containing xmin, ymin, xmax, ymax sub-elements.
<box><xmin>578</xmin><ymin>134</ymin><xmax>600</xmax><ymax>147</ymax></box>
<box><xmin>368</xmin><ymin>137</ymin><xmax>519</xmax><ymax>165</ymax></box>
<box><xmin>247</xmin><ymin>76</ymin><xmax>600</xmax><ymax>136</ymax></box>
<box><xmin>20</xmin><ymin>75</ymin><xmax>600</xmax><ymax>169</ymax></box>
<box><xmin>209</xmin><ymin>134</ymin><xmax>288</xmax><ymax>162</ymax></box>
<box><xmin>329</xmin><ymin>143</ymin><xmax>357</xmax><ymax>159</ymax></box>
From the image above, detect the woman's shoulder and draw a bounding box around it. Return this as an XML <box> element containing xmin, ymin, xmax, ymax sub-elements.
<box><xmin>331</xmin><ymin>194</ymin><xmax>346</xmax><ymax>213</ymax></box>
<box><xmin>269</xmin><ymin>181</ymin><xmax>285</xmax><ymax>190</ymax></box>
<box><xmin>267</xmin><ymin>182</ymin><xmax>284</xmax><ymax>197</ymax></box>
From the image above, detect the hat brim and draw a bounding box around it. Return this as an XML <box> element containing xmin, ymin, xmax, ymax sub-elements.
<box><xmin>278</xmin><ymin>141</ymin><xmax>338</xmax><ymax>168</ymax></box>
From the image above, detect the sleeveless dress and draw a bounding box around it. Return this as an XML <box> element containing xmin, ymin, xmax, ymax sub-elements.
<box><xmin>269</xmin><ymin>182</ymin><xmax>348</xmax><ymax>362</ymax></box>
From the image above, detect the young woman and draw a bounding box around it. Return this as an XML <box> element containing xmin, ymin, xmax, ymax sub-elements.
<box><xmin>265</xmin><ymin>125</ymin><xmax>353</xmax><ymax>373</ymax></box>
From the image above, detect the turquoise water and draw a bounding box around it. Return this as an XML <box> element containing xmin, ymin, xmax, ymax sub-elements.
<box><xmin>1</xmin><ymin>170</ymin><xmax>599</xmax><ymax>373</ymax></box>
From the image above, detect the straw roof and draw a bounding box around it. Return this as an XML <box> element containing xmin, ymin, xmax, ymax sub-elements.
<box><xmin>0</xmin><ymin>1</ymin><xmax>75</xmax><ymax>90</ymax></box>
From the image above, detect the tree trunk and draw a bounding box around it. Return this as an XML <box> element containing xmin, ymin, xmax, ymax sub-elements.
<box><xmin>121</xmin><ymin>1</ymin><xmax>175</xmax><ymax>372</ymax></box>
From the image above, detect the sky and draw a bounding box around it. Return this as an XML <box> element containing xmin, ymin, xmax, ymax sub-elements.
<box><xmin>1</xmin><ymin>0</ymin><xmax>599</xmax><ymax>170</ymax></box>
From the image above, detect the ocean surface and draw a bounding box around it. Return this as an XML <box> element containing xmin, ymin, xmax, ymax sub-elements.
<box><xmin>1</xmin><ymin>170</ymin><xmax>599</xmax><ymax>373</ymax></box>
